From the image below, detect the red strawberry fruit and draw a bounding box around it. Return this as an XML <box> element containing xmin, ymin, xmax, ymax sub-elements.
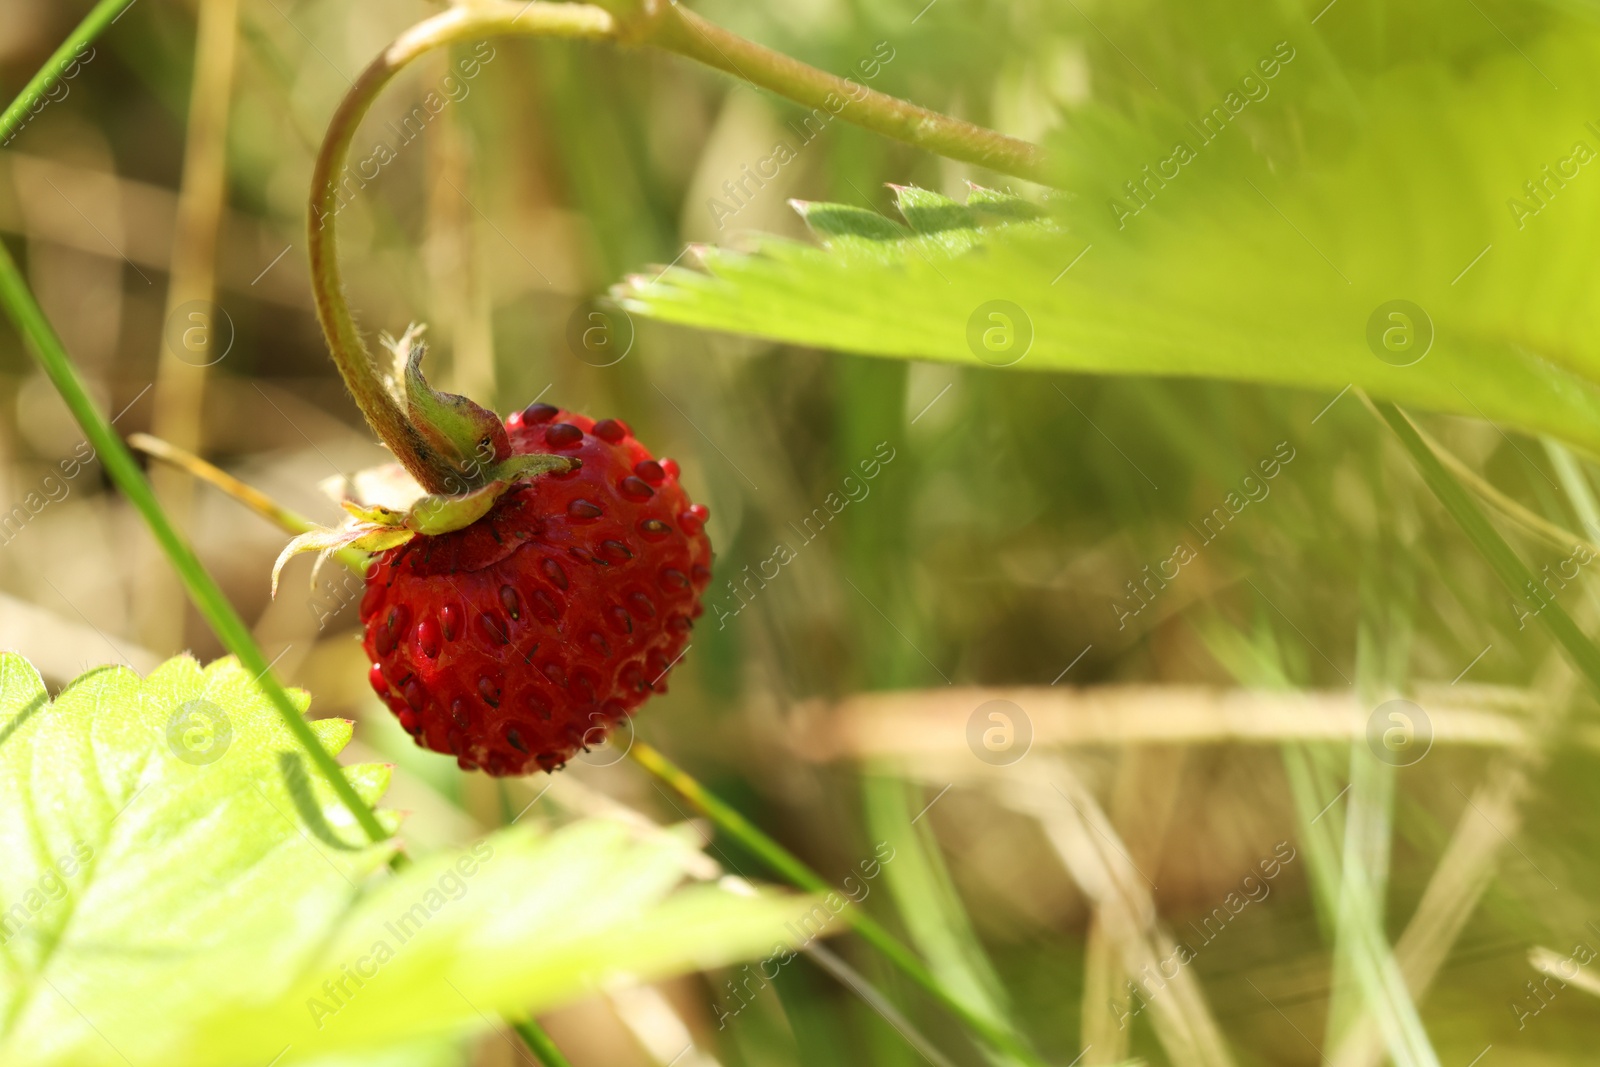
<box><xmin>359</xmin><ymin>403</ymin><xmax>711</xmax><ymax>775</ymax></box>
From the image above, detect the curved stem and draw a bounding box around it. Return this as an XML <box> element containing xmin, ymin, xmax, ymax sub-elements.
<box><xmin>307</xmin><ymin>3</ymin><xmax>618</xmax><ymax>492</ymax></box>
<box><xmin>308</xmin><ymin>2</ymin><xmax>1052</xmax><ymax>491</ymax></box>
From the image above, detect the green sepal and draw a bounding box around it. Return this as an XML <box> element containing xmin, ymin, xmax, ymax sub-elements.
<box><xmin>271</xmin><ymin>524</ymin><xmax>414</xmax><ymax>595</ymax></box>
<box><xmin>404</xmin><ymin>479</ymin><xmax>509</xmax><ymax>535</ymax></box>
<box><xmin>274</xmin><ymin>452</ymin><xmax>580</xmax><ymax>592</ymax></box>
<box><xmin>341</xmin><ymin>500</ymin><xmax>407</xmax><ymax>525</ymax></box>
<box><xmin>394</xmin><ymin>331</ymin><xmax>511</xmax><ymax>485</ymax></box>
<box><xmin>488</xmin><ymin>451</ymin><xmax>580</xmax><ymax>483</ymax></box>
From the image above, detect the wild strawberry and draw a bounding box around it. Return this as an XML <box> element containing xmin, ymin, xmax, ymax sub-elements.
<box><xmin>359</xmin><ymin>404</ymin><xmax>712</xmax><ymax>775</ymax></box>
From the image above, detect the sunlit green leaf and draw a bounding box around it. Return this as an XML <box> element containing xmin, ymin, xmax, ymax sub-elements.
<box><xmin>0</xmin><ymin>655</ymin><xmax>818</xmax><ymax>1067</ymax></box>
<box><xmin>619</xmin><ymin>30</ymin><xmax>1600</xmax><ymax>452</ymax></box>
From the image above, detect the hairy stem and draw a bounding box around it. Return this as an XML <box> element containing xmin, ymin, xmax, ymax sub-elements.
<box><xmin>308</xmin><ymin>3</ymin><xmax>617</xmax><ymax>492</ymax></box>
<box><xmin>648</xmin><ymin>4</ymin><xmax>1052</xmax><ymax>184</ymax></box>
<box><xmin>308</xmin><ymin>1</ymin><xmax>1051</xmax><ymax>491</ymax></box>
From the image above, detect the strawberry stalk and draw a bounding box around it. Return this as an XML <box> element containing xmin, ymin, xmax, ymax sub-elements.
<box><xmin>308</xmin><ymin>5</ymin><xmax>614</xmax><ymax>496</ymax></box>
<box><xmin>634</xmin><ymin>0</ymin><xmax>1053</xmax><ymax>184</ymax></box>
<box><xmin>307</xmin><ymin>2</ymin><xmax>1054</xmax><ymax>502</ymax></box>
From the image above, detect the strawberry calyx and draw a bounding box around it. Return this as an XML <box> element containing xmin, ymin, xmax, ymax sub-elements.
<box><xmin>387</xmin><ymin>325</ymin><xmax>509</xmax><ymax>488</ymax></box>
<box><xmin>376</xmin><ymin>324</ymin><xmax>578</xmax><ymax>495</ymax></box>
<box><xmin>271</xmin><ymin>323</ymin><xmax>580</xmax><ymax>595</ymax></box>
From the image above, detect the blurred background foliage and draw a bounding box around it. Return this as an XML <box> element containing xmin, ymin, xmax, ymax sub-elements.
<box><xmin>2</xmin><ymin>0</ymin><xmax>1600</xmax><ymax>1063</ymax></box>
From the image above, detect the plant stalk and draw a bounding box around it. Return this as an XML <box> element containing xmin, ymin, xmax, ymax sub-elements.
<box><xmin>307</xmin><ymin>2</ymin><xmax>1052</xmax><ymax>497</ymax></box>
<box><xmin>140</xmin><ymin>0</ymin><xmax>242</xmax><ymax>652</ymax></box>
<box><xmin>308</xmin><ymin>3</ymin><xmax>618</xmax><ymax>493</ymax></box>
<box><xmin>512</xmin><ymin>1017</ymin><xmax>576</xmax><ymax>1067</ymax></box>
<box><xmin>647</xmin><ymin>4</ymin><xmax>1053</xmax><ymax>184</ymax></box>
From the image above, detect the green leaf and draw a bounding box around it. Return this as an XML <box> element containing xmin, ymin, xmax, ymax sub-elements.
<box><xmin>617</xmin><ymin>28</ymin><xmax>1600</xmax><ymax>453</ymax></box>
<box><xmin>291</xmin><ymin>1036</ymin><xmax>468</xmax><ymax>1067</ymax></box>
<box><xmin>0</xmin><ymin>655</ymin><xmax>820</xmax><ymax>1067</ymax></box>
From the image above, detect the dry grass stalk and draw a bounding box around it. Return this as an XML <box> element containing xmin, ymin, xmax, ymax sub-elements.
<box><xmin>1328</xmin><ymin>607</ymin><xmax>1584</xmax><ymax>1067</ymax></box>
<box><xmin>1081</xmin><ymin>746</ymin><xmax>1188</xmax><ymax>1065</ymax></box>
<box><xmin>1530</xmin><ymin>947</ymin><xmax>1600</xmax><ymax>999</ymax></box>
<box><xmin>1004</xmin><ymin>758</ymin><xmax>1236</xmax><ymax>1067</ymax></box>
<box><xmin>140</xmin><ymin>0</ymin><xmax>243</xmax><ymax>651</ymax></box>
<box><xmin>789</xmin><ymin>685</ymin><xmax>1551</xmax><ymax>762</ymax></box>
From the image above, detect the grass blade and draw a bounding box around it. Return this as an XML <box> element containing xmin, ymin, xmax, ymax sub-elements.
<box><xmin>0</xmin><ymin>0</ymin><xmax>136</xmax><ymax>142</ymax></box>
<box><xmin>862</xmin><ymin>770</ymin><xmax>1024</xmax><ymax>1066</ymax></box>
<box><xmin>1197</xmin><ymin>619</ymin><xmax>1441</xmax><ymax>1067</ymax></box>
<box><xmin>1007</xmin><ymin>758</ymin><xmax>1236</xmax><ymax>1067</ymax></box>
<box><xmin>1371</xmin><ymin>399</ymin><xmax>1600</xmax><ymax>696</ymax></box>
<box><xmin>0</xmin><ymin>244</ymin><xmax>390</xmax><ymax>844</ymax></box>
<box><xmin>629</xmin><ymin>741</ymin><xmax>1049</xmax><ymax>1067</ymax></box>
<box><xmin>0</xmin><ymin>0</ymin><xmax>390</xmax><ymax>848</ymax></box>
